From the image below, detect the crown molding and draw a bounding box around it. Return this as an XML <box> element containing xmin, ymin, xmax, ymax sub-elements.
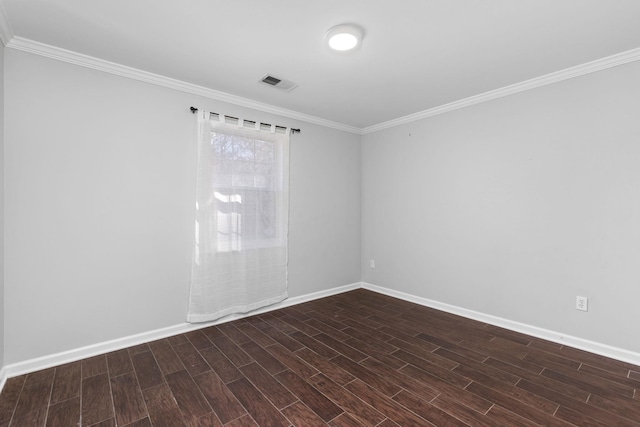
<box><xmin>5</xmin><ymin>34</ymin><xmax>640</xmax><ymax>136</ymax></box>
<box><xmin>361</xmin><ymin>47</ymin><xmax>640</xmax><ymax>135</ymax></box>
<box><xmin>0</xmin><ymin>0</ymin><xmax>14</xmax><ymax>45</ymax></box>
<box><xmin>5</xmin><ymin>36</ymin><xmax>361</xmax><ymax>135</ymax></box>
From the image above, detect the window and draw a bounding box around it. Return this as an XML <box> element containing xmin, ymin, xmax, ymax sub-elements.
<box><xmin>210</xmin><ymin>130</ymin><xmax>285</xmax><ymax>252</ymax></box>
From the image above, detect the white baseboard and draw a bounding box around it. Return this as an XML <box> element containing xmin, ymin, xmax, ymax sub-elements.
<box><xmin>362</xmin><ymin>282</ymin><xmax>640</xmax><ymax>366</ymax></box>
<box><xmin>3</xmin><ymin>281</ymin><xmax>362</xmax><ymax>381</ymax></box>
<box><xmin>4</xmin><ymin>280</ymin><xmax>637</xmax><ymax>395</ymax></box>
<box><xmin>0</xmin><ymin>366</ymin><xmax>7</xmax><ymax>393</ymax></box>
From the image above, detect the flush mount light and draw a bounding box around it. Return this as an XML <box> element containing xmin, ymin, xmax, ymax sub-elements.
<box><xmin>326</xmin><ymin>24</ymin><xmax>363</xmax><ymax>51</ymax></box>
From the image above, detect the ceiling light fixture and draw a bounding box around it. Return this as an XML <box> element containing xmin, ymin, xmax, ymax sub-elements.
<box><xmin>326</xmin><ymin>24</ymin><xmax>363</xmax><ymax>51</ymax></box>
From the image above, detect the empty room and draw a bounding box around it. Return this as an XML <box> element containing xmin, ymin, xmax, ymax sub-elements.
<box><xmin>1</xmin><ymin>1</ymin><xmax>640</xmax><ymax>426</ymax></box>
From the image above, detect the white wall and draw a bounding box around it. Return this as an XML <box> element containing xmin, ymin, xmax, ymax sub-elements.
<box><xmin>362</xmin><ymin>59</ymin><xmax>640</xmax><ymax>353</ymax></box>
<box><xmin>0</xmin><ymin>42</ymin><xmax>5</xmax><ymax>372</ymax></box>
<box><xmin>4</xmin><ymin>49</ymin><xmax>361</xmax><ymax>364</ymax></box>
<box><xmin>8</xmin><ymin>37</ymin><xmax>639</xmax><ymax>369</ymax></box>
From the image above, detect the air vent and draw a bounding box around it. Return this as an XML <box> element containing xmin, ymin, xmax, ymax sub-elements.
<box><xmin>260</xmin><ymin>74</ymin><xmax>298</xmax><ymax>92</ymax></box>
<box><xmin>262</xmin><ymin>75</ymin><xmax>281</xmax><ymax>86</ymax></box>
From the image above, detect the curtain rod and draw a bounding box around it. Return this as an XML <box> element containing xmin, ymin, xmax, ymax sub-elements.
<box><xmin>190</xmin><ymin>107</ymin><xmax>301</xmax><ymax>134</ymax></box>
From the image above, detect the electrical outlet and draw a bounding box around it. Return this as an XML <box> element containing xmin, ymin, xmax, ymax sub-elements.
<box><xmin>370</xmin><ymin>259</ymin><xmax>375</xmax><ymax>268</ymax></box>
<box><xmin>576</xmin><ymin>296</ymin><xmax>588</xmax><ymax>312</ymax></box>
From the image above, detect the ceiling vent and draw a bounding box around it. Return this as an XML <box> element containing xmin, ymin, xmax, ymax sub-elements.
<box><xmin>260</xmin><ymin>74</ymin><xmax>298</xmax><ymax>92</ymax></box>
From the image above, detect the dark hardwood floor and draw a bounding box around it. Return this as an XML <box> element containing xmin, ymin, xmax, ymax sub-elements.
<box><xmin>1</xmin><ymin>289</ymin><xmax>639</xmax><ymax>426</ymax></box>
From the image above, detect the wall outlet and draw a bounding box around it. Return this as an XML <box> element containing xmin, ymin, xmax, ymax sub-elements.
<box><xmin>576</xmin><ymin>296</ymin><xmax>588</xmax><ymax>312</ymax></box>
<box><xmin>370</xmin><ymin>259</ymin><xmax>375</xmax><ymax>268</ymax></box>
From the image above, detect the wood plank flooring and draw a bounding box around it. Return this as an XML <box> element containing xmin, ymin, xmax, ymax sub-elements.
<box><xmin>1</xmin><ymin>289</ymin><xmax>639</xmax><ymax>426</ymax></box>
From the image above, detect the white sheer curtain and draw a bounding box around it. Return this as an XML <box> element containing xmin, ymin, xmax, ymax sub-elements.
<box><xmin>187</xmin><ymin>110</ymin><xmax>289</xmax><ymax>323</ymax></box>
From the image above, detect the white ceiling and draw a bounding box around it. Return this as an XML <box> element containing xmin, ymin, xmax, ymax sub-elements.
<box><xmin>3</xmin><ymin>0</ymin><xmax>640</xmax><ymax>130</ymax></box>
